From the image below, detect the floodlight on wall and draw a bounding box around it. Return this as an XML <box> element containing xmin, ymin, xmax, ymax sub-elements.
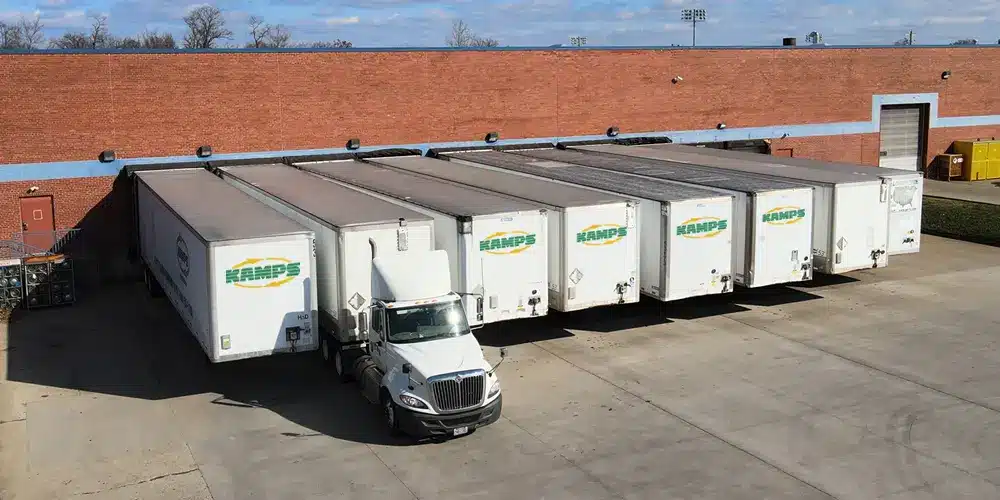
<box><xmin>98</xmin><ymin>150</ymin><xmax>116</xmax><ymax>163</ymax></box>
<box><xmin>671</xmin><ymin>76</ymin><xmax>683</xmax><ymax>84</ymax></box>
<box><xmin>716</xmin><ymin>123</ymin><xmax>726</xmax><ymax>130</ymax></box>
<box><xmin>196</xmin><ymin>145</ymin><xmax>213</xmax><ymax>158</ymax></box>
<box><xmin>485</xmin><ymin>131</ymin><xmax>499</xmax><ymax>143</ymax></box>
<box><xmin>941</xmin><ymin>70</ymin><xmax>951</xmax><ymax>80</ymax></box>
<box><xmin>346</xmin><ymin>138</ymin><xmax>361</xmax><ymax>150</ymax></box>
<box><xmin>606</xmin><ymin>126</ymin><xmax>620</xmax><ymax>137</ymax></box>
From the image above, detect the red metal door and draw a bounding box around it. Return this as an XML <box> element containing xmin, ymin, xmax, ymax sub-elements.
<box><xmin>19</xmin><ymin>196</ymin><xmax>56</xmax><ymax>254</ymax></box>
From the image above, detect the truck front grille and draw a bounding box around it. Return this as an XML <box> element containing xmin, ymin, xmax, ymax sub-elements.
<box><xmin>430</xmin><ymin>371</ymin><xmax>485</xmax><ymax>412</ymax></box>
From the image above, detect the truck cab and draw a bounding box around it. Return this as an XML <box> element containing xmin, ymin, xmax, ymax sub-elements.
<box><xmin>353</xmin><ymin>249</ymin><xmax>504</xmax><ymax>438</ymax></box>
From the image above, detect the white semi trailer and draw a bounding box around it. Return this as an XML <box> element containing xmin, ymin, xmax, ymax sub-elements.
<box><xmin>295</xmin><ymin>159</ymin><xmax>549</xmax><ymax>325</ymax></box>
<box><xmin>443</xmin><ymin>150</ymin><xmax>738</xmax><ymax>301</ymax></box>
<box><xmin>366</xmin><ymin>155</ymin><xmax>641</xmax><ymax>311</ymax></box>
<box><xmin>506</xmin><ymin>148</ymin><xmax>816</xmax><ymax>288</ymax></box>
<box><xmin>134</xmin><ymin>168</ymin><xmax>318</xmax><ymax>363</ymax></box>
<box><xmin>654</xmin><ymin>144</ymin><xmax>923</xmax><ymax>256</ymax></box>
<box><xmin>586</xmin><ymin>143</ymin><xmax>891</xmax><ymax>273</ymax></box>
<box><xmin>214</xmin><ymin>163</ymin><xmax>506</xmax><ymax>438</ymax></box>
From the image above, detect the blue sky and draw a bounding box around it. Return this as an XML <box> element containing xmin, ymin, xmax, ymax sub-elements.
<box><xmin>1</xmin><ymin>0</ymin><xmax>998</xmax><ymax>47</ymax></box>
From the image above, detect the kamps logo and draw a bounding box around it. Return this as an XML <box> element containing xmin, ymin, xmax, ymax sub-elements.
<box><xmin>576</xmin><ymin>224</ymin><xmax>628</xmax><ymax>246</ymax></box>
<box><xmin>676</xmin><ymin>217</ymin><xmax>728</xmax><ymax>239</ymax></box>
<box><xmin>479</xmin><ymin>231</ymin><xmax>537</xmax><ymax>255</ymax></box>
<box><xmin>762</xmin><ymin>206</ymin><xmax>807</xmax><ymax>225</ymax></box>
<box><xmin>225</xmin><ymin>257</ymin><xmax>302</xmax><ymax>288</ymax></box>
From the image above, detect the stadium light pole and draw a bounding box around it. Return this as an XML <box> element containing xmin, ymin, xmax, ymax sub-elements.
<box><xmin>681</xmin><ymin>8</ymin><xmax>707</xmax><ymax>47</ymax></box>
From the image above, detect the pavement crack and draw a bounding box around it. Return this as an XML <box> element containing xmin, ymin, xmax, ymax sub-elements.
<box><xmin>365</xmin><ymin>444</ymin><xmax>421</xmax><ymax>500</ymax></box>
<box><xmin>75</xmin><ymin>468</ymin><xmax>200</xmax><ymax>496</ymax></box>
<box><xmin>0</xmin><ymin>418</ymin><xmax>26</xmax><ymax>424</ymax></box>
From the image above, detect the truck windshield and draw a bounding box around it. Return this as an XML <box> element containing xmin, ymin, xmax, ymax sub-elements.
<box><xmin>385</xmin><ymin>300</ymin><xmax>471</xmax><ymax>344</ymax></box>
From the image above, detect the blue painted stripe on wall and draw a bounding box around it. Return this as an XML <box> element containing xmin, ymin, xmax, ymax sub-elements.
<box><xmin>3</xmin><ymin>93</ymin><xmax>1000</xmax><ymax>183</ymax></box>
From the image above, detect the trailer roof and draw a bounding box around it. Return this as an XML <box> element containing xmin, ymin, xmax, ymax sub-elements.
<box><xmin>444</xmin><ymin>150</ymin><xmax>730</xmax><ymax>203</ymax></box>
<box><xmin>135</xmin><ymin>168</ymin><xmax>309</xmax><ymax>242</ymax></box>
<box><xmin>515</xmin><ymin>147</ymin><xmax>810</xmax><ymax>194</ymax></box>
<box><xmin>653</xmin><ymin>144</ymin><xmax>919</xmax><ymax>179</ymax></box>
<box><xmin>295</xmin><ymin>160</ymin><xmax>541</xmax><ymax>218</ymax></box>
<box><xmin>604</xmin><ymin>144</ymin><xmax>881</xmax><ymax>185</ymax></box>
<box><xmin>219</xmin><ymin>164</ymin><xmax>432</xmax><ymax>228</ymax></box>
<box><xmin>368</xmin><ymin>155</ymin><xmax>628</xmax><ymax>209</ymax></box>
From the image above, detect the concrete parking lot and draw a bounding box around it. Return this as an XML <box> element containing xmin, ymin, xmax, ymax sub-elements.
<box><xmin>3</xmin><ymin>234</ymin><xmax>1000</xmax><ymax>499</ymax></box>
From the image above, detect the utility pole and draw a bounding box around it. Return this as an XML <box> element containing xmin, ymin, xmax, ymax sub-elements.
<box><xmin>681</xmin><ymin>9</ymin><xmax>707</xmax><ymax>47</ymax></box>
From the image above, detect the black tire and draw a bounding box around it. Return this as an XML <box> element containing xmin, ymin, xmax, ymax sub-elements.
<box><xmin>382</xmin><ymin>392</ymin><xmax>402</xmax><ymax>437</ymax></box>
<box><xmin>320</xmin><ymin>333</ymin><xmax>352</xmax><ymax>383</ymax></box>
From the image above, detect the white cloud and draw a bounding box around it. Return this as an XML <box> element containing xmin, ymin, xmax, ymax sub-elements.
<box><xmin>325</xmin><ymin>16</ymin><xmax>360</xmax><ymax>25</ymax></box>
<box><xmin>923</xmin><ymin>15</ymin><xmax>987</xmax><ymax>25</ymax></box>
<box><xmin>617</xmin><ymin>11</ymin><xmax>635</xmax><ymax>20</ymax></box>
<box><xmin>663</xmin><ymin>23</ymin><xmax>689</xmax><ymax>32</ymax></box>
<box><xmin>40</xmin><ymin>9</ymin><xmax>88</xmax><ymax>29</ymax></box>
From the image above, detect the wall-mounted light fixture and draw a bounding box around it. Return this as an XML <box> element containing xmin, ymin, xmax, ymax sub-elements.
<box><xmin>98</xmin><ymin>150</ymin><xmax>116</xmax><ymax>163</ymax></box>
<box><xmin>672</xmin><ymin>76</ymin><xmax>683</xmax><ymax>84</ymax></box>
<box><xmin>26</xmin><ymin>186</ymin><xmax>39</xmax><ymax>194</ymax></box>
<box><xmin>346</xmin><ymin>138</ymin><xmax>361</xmax><ymax>150</ymax></box>
<box><xmin>606</xmin><ymin>126</ymin><xmax>620</xmax><ymax>137</ymax></box>
<box><xmin>716</xmin><ymin>123</ymin><xmax>726</xmax><ymax>130</ymax></box>
<box><xmin>196</xmin><ymin>145</ymin><xmax>213</xmax><ymax>158</ymax></box>
<box><xmin>485</xmin><ymin>131</ymin><xmax>499</xmax><ymax>143</ymax></box>
<box><xmin>941</xmin><ymin>70</ymin><xmax>951</xmax><ymax>80</ymax></box>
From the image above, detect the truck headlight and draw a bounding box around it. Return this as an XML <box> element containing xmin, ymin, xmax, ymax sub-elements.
<box><xmin>488</xmin><ymin>380</ymin><xmax>501</xmax><ymax>398</ymax></box>
<box><xmin>399</xmin><ymin>394</ymin><xmax>427</xmax><ymax>409</ymax></box>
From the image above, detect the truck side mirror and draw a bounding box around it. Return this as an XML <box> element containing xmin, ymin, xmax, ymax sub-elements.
<box><xmin>402</xmin><ymin>363</ymin><xmax>411</xmax><ymax>374</ymax></box>
<box><xmin>500</xmin><ymin>347</ymin><xmax>508</xmax><ymax>359</ymax></box>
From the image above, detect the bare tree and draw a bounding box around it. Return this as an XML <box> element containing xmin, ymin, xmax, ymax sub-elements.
<box><xmin>247</xmin><ymin>16</ymin><xmax>291</xmax><ymax>48</ymax></box>
<box><xmin>445</xmin><ymin>19</ymin><xmax>499</xmax><ymax>47</ymax></box>
<box><xmin>247</xmin><ymin>15</ymin><xmax>270</xmax><ymax>48</ymax></box>
<box><xmin>952</xmin><ymin>39</ymin><xmax>977</xmax><ymax>45</ymax></box>
<box><xmin>141</xmin><ymin>31</ymin><xmax>176</xmax><ymax>49</ymax></box>
<box><xmin>88</xmin><ymin>14</ymin><xmax>109</xmax><ymax>48</ymax></box>
<box><xmin>18</xmin><ymin>15</ymin><xmax>44</xmax><ymax>49</ymax></box>
<box><xmin>116</xmin><ymin>37</ymin><xmax>142</xmax><ymax>49</ymax></box>
<box><xmin>300</xmin><ymin>39</ymin><xmax>353</xmax><ymax>48</ymax></box>
<box><xmin>183</xmin><ymin>5</ymin><xmax>232</xmax><ymax>49</ymax></box>
<box><xmin>0</xmin><ymin>22</ymin><xmax>24</xmax><ymax>49</ymax></box>
<box><xmin>50</xmin><ymin>32</ymin><xmax>91</xmax><ymax>49</ymax></box>
<box><xmin>267</xmin><ymin>25</ymin><xmax>291</xmax><ymax>48</ymax></box>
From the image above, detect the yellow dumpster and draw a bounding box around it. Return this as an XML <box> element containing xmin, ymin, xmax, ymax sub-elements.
<box><xmin>990</xmin><ymin>142</ymin><xmax>1000</xmax><ymax>179</ymax></box>
<box><xmin>954</xmin><ymin>140</ymin><xmax>991</xmax><ymax>180</ymax></box>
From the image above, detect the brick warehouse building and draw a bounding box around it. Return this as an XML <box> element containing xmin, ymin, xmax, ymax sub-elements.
<box><xmin>1</xmin><ymin>45</ymin><xmax>999</xmax><ymax>285</ymax></box>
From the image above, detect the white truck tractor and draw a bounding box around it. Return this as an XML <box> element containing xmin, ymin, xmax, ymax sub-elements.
<box><xmin>349</xmin><ymin>246</ymin><xmax>506</xmax><ymax>438</ymax></box>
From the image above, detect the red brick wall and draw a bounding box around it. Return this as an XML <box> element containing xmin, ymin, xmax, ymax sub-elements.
<box><xmin>0</xmin><ymin>177</ymin><xmax>114</xmax><ymax>239</ymax></box>
<box><xmin>3</xmin><ymin>47</ymin><xmax>1000</xmax><ymax>164</ymax></box>
<box><xmin>768</xmin><ymin>133</ymin><xmax>882</xmax><ymax>165</ymax></box>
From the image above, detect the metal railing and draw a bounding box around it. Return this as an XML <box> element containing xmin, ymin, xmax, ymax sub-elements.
<box><xmin>12</xmin><ymin>229</ymin><xmax>82</xmax><ymax>257</ymax></box>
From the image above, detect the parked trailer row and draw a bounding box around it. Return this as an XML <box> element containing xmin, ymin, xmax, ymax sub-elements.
<box><xmin>442</xmin><ymin>150</ymin><xmax>738</xmax><ymax>301</ymax></box>
<box><xmin>366</xmin><ymin>155</ymin><xmax>641</xmax><ymax>311</ymax></box>
<box><xmin>295</xmin><ymin>160</ymin><xmax>549</xmax><ymax>325</ymax></box>
<box><xmin>652</xmin><ymin>144</ymin><xmax>923</xmax><ymax>256</ymax></box>
<box><xmin>453</xmin><ymin>149</ymin><xmax>815</xmax><ymax>288</ymax></box>
<box><xmin>136</xmin><ymin>165</ymin><xmax>506</xmax><ymax>439</ymax></box>
<box><xmin>581</xmin><ymin>144</ymin><xmax>891</xmax><ymax>273</ymax></box>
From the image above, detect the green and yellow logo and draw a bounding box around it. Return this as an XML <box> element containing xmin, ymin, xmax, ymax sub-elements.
<box><xmin>577</xmin><ymin>224</ymin><xmax>628</xmax><ymax>246</ymax></box>
<box><xmin>225</xmin><ymin>257</ymin><xmax>302</xmax><ymax>288</ymax></box>
<box><xmin>479</xmin><ymin>231</ymin><xmax>536</xmax><ymax>255</ymax></box>
<box><xmin>676</xmin><ymin>217</ymin><xmax>728</xmax><ymax>239</ymax></box>
<box><xmin>762</xmin><ymin>206</ymin><xmax>807</xmax><ymax>225</ymax></box>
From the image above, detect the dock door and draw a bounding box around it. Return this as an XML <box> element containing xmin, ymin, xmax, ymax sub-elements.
<box><xmin>879</xmin><ymin>105</ymin><xmax>927</xmax><ymax>171</ymax></box>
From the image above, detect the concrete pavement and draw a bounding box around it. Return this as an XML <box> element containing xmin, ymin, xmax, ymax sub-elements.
<box><xmin>2</xmin><ymin>234</ymin><xmax>1000</xmax><ymax>499</ymax></box>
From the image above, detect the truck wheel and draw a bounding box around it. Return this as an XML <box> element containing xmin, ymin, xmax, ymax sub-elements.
<box><xmin>382</xmin><ymin>393</ymin><xmax>402</xmax><ymax>437</ymax></box>
<box><xmin>320</xmin><ymin>334</ymin><xmax>352</xmax><ymax>383</ymax></box>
